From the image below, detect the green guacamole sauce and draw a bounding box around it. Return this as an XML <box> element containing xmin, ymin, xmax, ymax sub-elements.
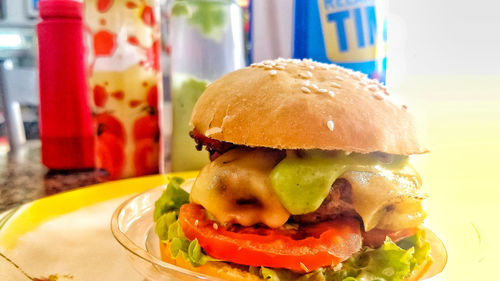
<box><xmin>269</xmin><ymin>150</ymin><xmax>410</xmax><ymax>215</ymax></box>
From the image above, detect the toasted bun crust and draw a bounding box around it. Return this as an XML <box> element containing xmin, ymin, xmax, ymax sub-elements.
<box><xmin>191</xmin><ymin>59</ymin><xmax>427</xmax><ymax>155</ymax></box>
<box><xmin>159</xmin><ymin>228</ymin><xmax>446</xmax><ymax>281</ymax></box>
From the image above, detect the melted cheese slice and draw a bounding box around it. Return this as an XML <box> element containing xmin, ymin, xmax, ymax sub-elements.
<box><xmin>341</xmin><ymin>170</ymin><xmax>427</xmax><ymax>231</ymax></box>
<box><xmin>192</xmin><ymin>148</ymin><xmax>426</xmax><ymax>231</ymax></box>
<box><xmin>190</xmin><ymin>148</ymin><xmax>290</xmax><ymax>228</ymax></box>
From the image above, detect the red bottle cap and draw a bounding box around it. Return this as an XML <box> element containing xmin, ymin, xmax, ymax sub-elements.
<box><xmin>39</xmin><ymin>0</ymin><xmax>83</xmax><ymax>19</ymax></box>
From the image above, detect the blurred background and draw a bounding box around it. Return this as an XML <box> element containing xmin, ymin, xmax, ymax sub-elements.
<box><xmin>384</xmin><ymin>3</ymin><xmax>500</xmax><ymax>280</ymax></box>
<box><xmin>1</xmin><ymin>0</ymin><xmax>498</xmax><ymax>146</ymax></box>
<box><xmin>0</xmin><ymin>0</ymin><xmax>38</xmax><ymax>143</ymax></box>
<box><xmin>0</xmin><ymin>0</ymin><xmax>499</xmax><ymax>280</ymax></box>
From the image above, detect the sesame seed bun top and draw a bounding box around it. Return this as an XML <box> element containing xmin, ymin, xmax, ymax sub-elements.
<box><xmin>190</xmin><ymin>58</ymin><xmax>427</xmax><ymax>155</ymax></box>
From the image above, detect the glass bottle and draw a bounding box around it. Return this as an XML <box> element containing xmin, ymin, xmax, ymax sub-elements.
<box><xmin>84</xmin><ymin>0</ymin><xmax>162</xmax><ymax>179</ymax></box>
<box><xmin>167</xmin><ymin>0</ymin><xmax>245</xmax><ymax>172</ymax></box>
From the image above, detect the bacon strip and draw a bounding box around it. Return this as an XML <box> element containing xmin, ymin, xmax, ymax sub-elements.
<box><xmin>189</xmin><ymin>129</ymin><xmax>236</xmax><ymax>161</ymax></box>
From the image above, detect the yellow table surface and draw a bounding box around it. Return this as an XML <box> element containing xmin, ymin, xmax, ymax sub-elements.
<box><xmin>392</xmin><ymin>75</ymin><xmax>500</xmax><ymax>280</ymax></box>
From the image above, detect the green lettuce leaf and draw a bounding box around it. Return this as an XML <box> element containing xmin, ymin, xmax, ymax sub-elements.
<box><xmin>397</xmin><ymin>231</ymin><xmax>431</xmax><ymax>274</ymax></box>
<box><xmin>153</xmin><ymin>177</ymin><xmax>218</xmax><ymax>266</ymax></box>
<box><xmin>167</xmin><ymin>221</ymin><xmax>220</xmax><ymax>266</ymax></box>
<box><xmin>260</xmin><ymin>267</ymin><xmax>325</xmax><ymax>281</ymax></box>
<box><xmin>325</xmin><ymin>240</ymin><xmax>412</xmax><ymax>281</ymax></box>
<box><xmin>325</xmin><ymin>231</ymin><xmax>431</xmax><ymax>281</ymax></box>
<box><xmin>155</xmin><ymin>211</ymin><xmax>178</xmax><ymax>240</ymax></box>
<box><xmin>153</xmin><ymin>177</ymin><xmax>189</xmax><ymax>222</ymax></box>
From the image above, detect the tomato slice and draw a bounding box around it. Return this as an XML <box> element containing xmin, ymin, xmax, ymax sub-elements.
<box><xmin>362</xmin><ymin>228</ymin><xmax>418</xmax><ymax>248</ymax></box>
<box><xmin>178</xmin><ymin>204</ymin><xmax>362</xmax><ymax>272</ymax></box>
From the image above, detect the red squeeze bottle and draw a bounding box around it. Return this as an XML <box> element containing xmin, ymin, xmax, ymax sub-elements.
<box><xmin>37</xmin><ymin>0</ymin><xmax>94</xmax><ymax>169</ymax></box>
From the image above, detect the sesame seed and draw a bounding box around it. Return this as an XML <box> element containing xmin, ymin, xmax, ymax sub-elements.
<box><xmin>318</xmin><ymin>88</ymin><xmax>328</xmax><ymax>93</ymax></box>
<box><xmin>402</xmin><ymin>105</ymin><xmax>408</xmax><ymax>110</ymax></box>
<box><xmin>269</xmin><ymin>70</ymin><xmax>277</xmax><ymax>76</ymax></box>
<box><xmin>373</xmin><ymin>93</ymin><xmax>383</xmax><ymax>100</ymax></box>
<box><xmin>299</xmin><ymin>71</ymin><xmax>313</xmax><ymax>79</ymax></box>
<box><xmin>330</xmin><ymin>82</ymin><xmax>341</xmax><ymax>88</ymax></box>
<box><xmin>328</xmin><ymin>91</ymin><xmax>335</xmax><ymax>97</ymax></box>
<box><xmin>303</xmin><ymin>80</ymin><xmax>310</xmax><ymax>86</ymax></box>
<box><xmin>300</xmin><ymin>262</ymin><xmax>309</xmax><ymax>272</ymax></box>
<box><xmin>276</xmin><ymin>65</ymin><xmax>285</xmax><ymax>70</ymax></box>
<box><xmin>264</xmin><ymin>65</ymin><xmax>274</xmax><ymax>69</ymax></box>
<box><xmin>263</xmin><ymin>60</ymin><xmax>275</xmax><ymax>66</ymax></box>
<box><xmin>383</xmin><ymin>90</ymin><xmax>390</xmax><ymax>96</ymax></box>
<box><xmin>327</xmin><ymin>120</ymin><xmax>335</xmax><ymax>131</ymax></box>
<box><xmin>311</xmin><ymin>83</ymin><xmax>319</xmax><ymax>90</ymax></box>
<box><xmin>335</xmin><ymin>75</ymin><xmax>344</xmax><ymax>81</ymax></box>
<box><xmin>213</xmin><ymin>223</ymin><xmax>219</xmax><ymax>230</ymax></box>
<box><xmin>308</xmin><ymin>65</ymin><xmax>315</xmax><ymax>70</ymax></box>
<box><xmin>367</xmin><ymin>85</ymin><xmax>378</xmax><ymax>92</ymax></box>
<box><xmin>301</xmin><ymin>86</ymin><xmax>311</xmax><ymax>93</ymax></box>
<box><xmin>195</xmin><ymin>219</ymin><xmax>199</xmax><ymax>226</ymax></box>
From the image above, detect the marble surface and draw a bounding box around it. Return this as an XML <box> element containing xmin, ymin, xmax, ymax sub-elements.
<box><xmin>0</xmin><ymin>141</ymin><xmax>100</xmax><ymax>212</ymax></box>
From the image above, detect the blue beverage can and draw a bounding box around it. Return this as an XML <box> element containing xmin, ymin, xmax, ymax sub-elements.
<box><xmin>293</xmin><ymin>0</ymin><xmax>387</xmax><ymax>83</ymax></box>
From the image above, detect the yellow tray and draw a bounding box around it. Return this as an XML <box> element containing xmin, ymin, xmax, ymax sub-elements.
<box><xmin>0</xmin><ymin>172</ymin><xmax>197</xmax><ymax>281</ymax></box>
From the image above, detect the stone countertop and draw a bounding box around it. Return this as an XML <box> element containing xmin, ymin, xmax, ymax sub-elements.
<box><xmin>0</xmin><ymin>141</ymin><xmax>101</xmax><ymax>212</ymax></box>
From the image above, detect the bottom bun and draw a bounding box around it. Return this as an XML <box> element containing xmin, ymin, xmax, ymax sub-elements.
<box><xmin>159</xmin><ymin>242</ymin><xmax>262</xmax><ymax>281</ymax></box>
<box><xmin>159</xmin><ymin>228</ymin><xmax>446</xmax><ymax>281</ymax></box>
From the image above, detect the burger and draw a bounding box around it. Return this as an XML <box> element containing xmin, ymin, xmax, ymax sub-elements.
<box><xmin>153</xmin><ymin>58</ymin><xmax>447</xmax><ymax>281</ymax></box>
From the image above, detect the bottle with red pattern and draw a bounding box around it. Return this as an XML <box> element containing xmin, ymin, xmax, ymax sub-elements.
<box><xmin>37</xmin><ymin>0</ymin><xmax>95</xmax><ymax>170</ymax></box>
<box><xmin>84</xmin><ymin>0</ymin><xmax>161</xmax><ymax>180</ymax></box>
